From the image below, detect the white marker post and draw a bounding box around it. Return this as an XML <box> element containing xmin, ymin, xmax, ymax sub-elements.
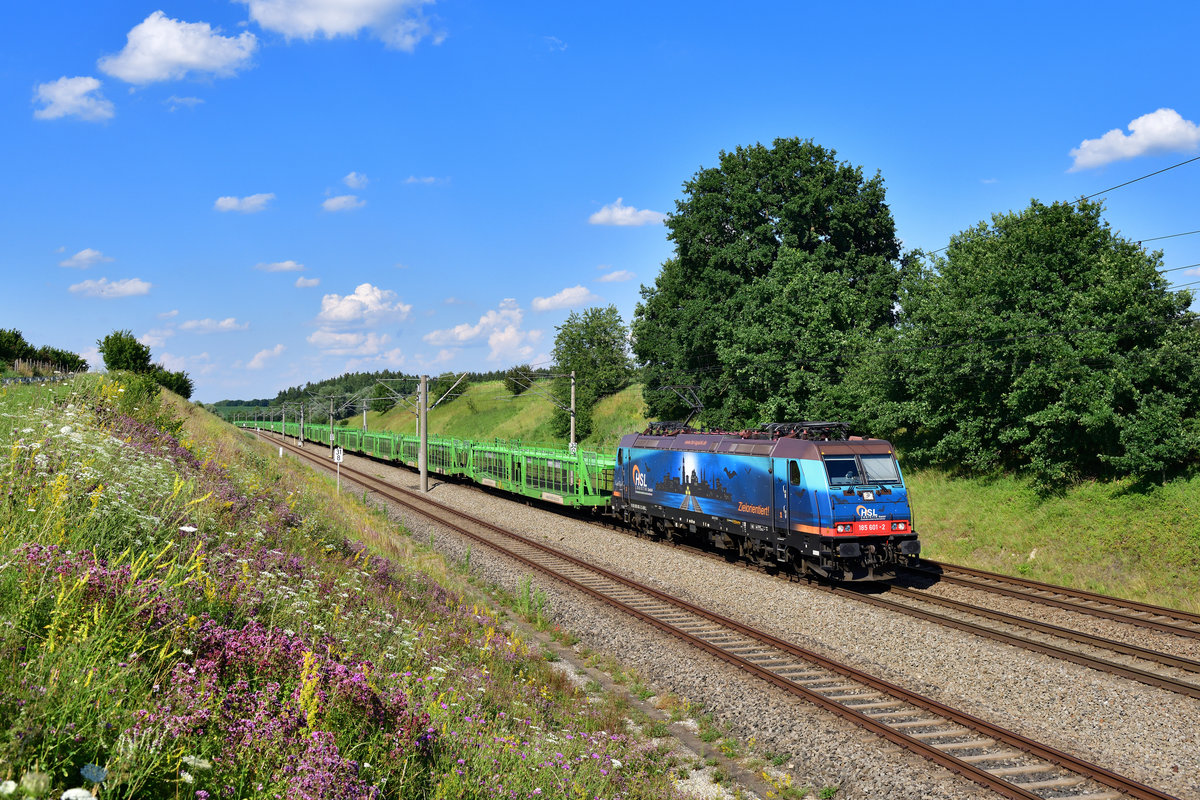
<box><xmin>334</xmin><ymin>446</ymin><xmax>344</xmax><ymax>494</ymax></box>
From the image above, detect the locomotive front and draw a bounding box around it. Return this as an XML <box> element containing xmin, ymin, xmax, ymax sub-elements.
<box><xmin>613</xmin><ymin>422</ymin><xmax>920</xmax><ymax>581</ymax></box>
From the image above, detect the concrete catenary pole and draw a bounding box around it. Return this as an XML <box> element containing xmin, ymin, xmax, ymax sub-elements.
<box><xmin>569</xmin><ymin>370</ymin><xmax>576</xmax><ymax>452</ymax></box>
<box><xmin>329</xmin><ymin>397</ymin><xmax>335</xmax><ymax>457</ymax></box>
<box><xmin>299</xmin><ymin>405</ymin><xmax>304</xmax><ymax>446</ymax></box>
<box><xmin>419</xmin><ymin>374</ymin><xmax>429</xmax><ymax>493</ymax></box>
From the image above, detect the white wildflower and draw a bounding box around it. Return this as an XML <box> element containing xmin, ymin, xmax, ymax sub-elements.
<box><xmin>0</xmin><ymin>781</ymin><xmax>14</xmax><ymax>796</ymax></box>
<box><xmin>61</xmin><ymin>790</ymin><xmax>92</xmax><ymax>800</ymax></box>
<box><xmin>181</xmin><ymin>756</ymin><xmax>212</xmax><ymax>771</ymax></box>
<box><xmin>60</xmin><ymin>426</ymin><xmax>73</xmax><ymax>434</ymax></box>
<box><xmin>179</xmin><ymin>525</ymin><xmax>197</xmax><ymax>533</ymax></box>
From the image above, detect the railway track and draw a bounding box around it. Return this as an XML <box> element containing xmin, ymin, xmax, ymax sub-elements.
<box><xmin>908</xmin><ymin>563</ymin><xmax>1200</xmax><ymax>640</ymax></box>
<box><xmin>259</xmin><ymin>431</ymin><xmax>1182</xmax><ymax>800</ymax></box>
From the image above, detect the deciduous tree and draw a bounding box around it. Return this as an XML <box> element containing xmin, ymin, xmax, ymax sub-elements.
<box><xmin>633</xmin><ymin>137</ymin><xmax>904</xmax><ymax>428</ymax></box>
<box><xmin>892</xmin><ymin>199</ymin><xmax>1199</xmax><ymax>482</ymax></box>
<box><xmin>550</xmin><ymin>305</ymin><xmax>632</xmax><ymax>439</ymax></box>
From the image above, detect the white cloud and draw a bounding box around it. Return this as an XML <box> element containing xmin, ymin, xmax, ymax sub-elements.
<box><xmin>237</xmin><ymin>0</ymin><xmax>442</xmax><ymax>51</ymax></box>
<box><xmin>1070</xmin><ymin>108</ymin><xmax>1200</xmax><ymax>171</ymax></box>
<box><xmin>166</xmin><ymin>95</ymin><xmax>204</xmax><ymax>111</ymax></box>
<box><xmin>596</xmin><ymin>269</ymin><xmax>635</xmax><ymax>283</ymax></box>
<box><xmin>588</xmin><ymin>197</ymin><xmax>667</xmax><ymax>226</ymax></box>
<box><xmin>345</xmin><ymin>347</ymin><xmax>407</xmax><ymax>371</ymax></box>
<box><xmin>307</xmin><ymin>329</ymin><xmax>391</xmax><ymax>355</ymax></box>
<box><xmin>322</xmin><ymin>194</ymin><xmax>365</xmax><ymax>212</ymax></box>
<box><xmin>159</xmin><ymin>351</ymin><xmax>215</xmax><ymax>375</ymax></box>
<box><xmin>316</xmin><ymin>283</ymin><xmax>411</xmax><ymax>325</ymax></box>
<box><xmin>532</xmin><ymin>285</ymin><xmax>600</xmax><ymax>311</ymax></box>
<box><xmin>343</xmin><ymin>171</ymin><xmax>369</xmax><ymax>189</ymax></box>
<box><xmin>139</xmin><ymin>328</ymin><xmax>175</xmax><ymax>348</ymax></box>
<box><xmin>68</xmin><ymin>277</ymin><xmax>151</xmax><ymax>298</ymax></box>
<box><xmin>295</xmin><ymin>276</ymin><xmax>320</xmax><ymax>288</ymax></box>
<box><xmin>544</xmin><ymin>36</ymin><xmax>567</xmax><ymax>52</ymax></box>
<box><xmin>255</xmin><ymin>259</ymin><xmax>304</xmax><ymax>272</ymax></box>
<box><xmin>247</xmin><ymin>344</ymin><xmax>285</xmax><ymax>369</ymax></box>
<box><xmin>33</xmin><ymin>76</ymin><xmax>114</xmax><ymax>121</ymax></box>
<box><xmin>59</xmin><ymin>248</ymin><xmax>113</xmax><ymax>268</ymax></box>
<box><xmin>180</xmin><ymin>317</ymin><xmax>250</xmax><ymax>333</ymax></box>
<box><xmin>215</xmin><ymin>193</ymin><xmax>275</xmax><ymax>213</ymax></box>
<box><xmin>404</xmin><ymin>175</ymin><xmax>439</xmax><ymax>184</ymax></box>
<box><xmin>98</xmin><ymin>11</ymin><xmax>258</xmax><ymax>85</ymax></box>
<box><xmin>424</xmin><ymin>298</ymin><xmax>542</xmax><ymax>362</ymax></box>
<box><xmin>158</xmin><ymin>309</ymin><xmax>179</xmax><ymax>319</ymax></box>
<box><xmin>79</xmin><ymin>347</ymin><xmax>101</xmax><ymax>372</ymax></box>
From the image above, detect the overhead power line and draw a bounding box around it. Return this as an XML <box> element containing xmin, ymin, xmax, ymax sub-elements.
<box><xmin>1079</xmin><ymin>154</ymin><xmax>1200</xmax><ymax>202</ymax></box>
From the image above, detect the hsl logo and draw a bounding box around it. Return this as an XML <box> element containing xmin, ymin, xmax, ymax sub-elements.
<box><xmin>632</xmin><ymin>465</ymin><xmax>648</xmax><ymax>490</ymax></box>
<box><xmin>856</xmin><ymin>505</ymin><xmax>882</xmax><ymax>520</ymax></box>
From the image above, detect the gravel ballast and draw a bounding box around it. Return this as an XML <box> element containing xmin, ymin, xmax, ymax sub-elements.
<box><xmin>311</xmin><ymin>446</ymin><xmax>1199</xmax><ymax>800</ymax></box>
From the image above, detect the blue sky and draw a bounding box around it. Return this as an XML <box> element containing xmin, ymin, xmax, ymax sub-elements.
<box><xmin>3</xmin><ymin>1</ymin><xmax>1198</xmax><ymax>403</ymax></box>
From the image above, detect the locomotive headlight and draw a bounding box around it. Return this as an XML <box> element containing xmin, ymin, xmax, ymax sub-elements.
<box><xmin>891</xmin><ymin>521</ymin><xmax>907</xmax><ymax>531</ymax></box>
<box><xmin>862</xmin><ymin>491</ymin><xmax>875</xmax><ymax>501</ymax></box>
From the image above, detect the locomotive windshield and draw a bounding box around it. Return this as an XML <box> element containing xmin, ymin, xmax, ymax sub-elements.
<box><xmin>823</xmin><ymin>453</ymin><xmax>902</xmax><ymax>487</ymax></box>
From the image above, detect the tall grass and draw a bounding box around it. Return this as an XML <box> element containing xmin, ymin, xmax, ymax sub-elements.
<box><xmin>908</xmin><ymin>469</ymin><xmax>1200</xmax><ymax>611</ymax></box>
<box><xmin>0</xmin><ymin>376</ymin><xmax>685</xmax><ymax>798</ymax></box>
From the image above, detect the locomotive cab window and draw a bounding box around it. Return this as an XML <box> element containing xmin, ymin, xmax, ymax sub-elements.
<box><xmin>617</xmin><ymin>449</ymin><xmax>623</xmax><ymax>466</ymax></box>
<box><xmin>789</xmin><ymin>460</ymin><xmax>802</xmax><ymax>486</ymax></box>
<box><xmin>861</xmin><ymin>453</ymin><xmax>901</xmax><ymax>485</ymax></box>
<box><xmin>823</xmin><ymin>456</ymin><xmax>860</xmax><ymax>487</ymax></box>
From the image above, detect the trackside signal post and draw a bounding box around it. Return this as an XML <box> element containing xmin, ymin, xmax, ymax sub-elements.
<box><xmin>419</xmin><ymin>375</ymin><xmax>428</xmax><ymax>493</ymax></box>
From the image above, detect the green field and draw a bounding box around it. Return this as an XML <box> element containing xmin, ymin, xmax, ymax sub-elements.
<box><xmin>360</xmin><ymin>381</ymin><xmax>1199</xmax><ymax>611</ymax></box>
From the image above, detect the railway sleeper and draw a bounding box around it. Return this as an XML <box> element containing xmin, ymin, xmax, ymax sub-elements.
<box><xmin>956</xmin><ymin>750</ymin><xmax>1024</xmax><ymax>763</ymax></box>
<box><xmin>908</xmin><ymin>727</ymin><xmax>972</xmax><ymax>740</ymax></box>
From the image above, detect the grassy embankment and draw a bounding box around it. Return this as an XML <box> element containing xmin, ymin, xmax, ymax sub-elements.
<box><xmin>0</xmin><ymin>375</ymin><xmax>688</xmax><ymax>798</ymax></box>
<box><xmin>359</xmin><ymin>381</ymin><xmax>647</xmax><ymax>453</ymax></box>
<box><xmin>365</xmin><ymin>381</ymin><xmax>1199</xmax><ymax>611</ymax></box>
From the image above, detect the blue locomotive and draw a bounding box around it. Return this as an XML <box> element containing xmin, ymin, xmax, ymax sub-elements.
<box><xmin>612</xmin><ymin>422</ymin><xmax>919</xmax><ymax>580</ymax></box>
<box><xmin>236</xmin><ymin>418</ymin><xmax>919</xmax><ymax>580</ymax></box>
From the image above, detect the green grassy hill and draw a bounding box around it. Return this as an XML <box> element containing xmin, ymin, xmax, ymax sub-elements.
<box><xmin>358</xmin><ymin>380</ymin><xmax>649</xmax><ymax>453</ymax></box>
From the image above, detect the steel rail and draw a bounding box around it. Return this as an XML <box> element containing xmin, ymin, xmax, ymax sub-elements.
<box><xmin>911</xmin><ymin>563</ymin><xmax>1200</xmax><ymax>639</ymax></box>
<box><xmin>260</xmin><ymin>432</ymin><xmax>1180</xmax><ymax>800</ymax></box>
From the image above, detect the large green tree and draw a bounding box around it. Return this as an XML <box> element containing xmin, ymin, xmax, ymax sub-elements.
<box><xmin>97</xmin><ymin>329</ymin><xmax>193</xmax><ymax>399</ymax></box>
<box><xmin>97</xmin><ymin>329</ymin><xmax>153</xmax><ymax>373</ymax></box>
<box><xmin>892</xmin><ymin>199</ymin><xmax>1199</xmax><ymax>482</ymax></box>
<box><xmin>633</xmin><ymin>137</ymin><xmax>904</xmax><ymax>428</ymax></box>
<box><xmin>550</xmin><ymin>305</ymin><xmax>633</xmax><ymax>440</ymax></box>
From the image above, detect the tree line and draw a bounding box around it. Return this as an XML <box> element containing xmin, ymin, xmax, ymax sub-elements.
<box><xmin>628</xmin><ymin>137</ymin><xmax>1199</xmax><ymax>484</ymax></box>
<box><xmin>0</xmin><ymin>329</ymin><xmax>88</xmax><ymax>374</ymax></box>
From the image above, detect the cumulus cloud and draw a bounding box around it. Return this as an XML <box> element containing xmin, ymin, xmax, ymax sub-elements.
<box><xmin>424</xmin><ymin>298</ymin><xmax>542</xmax><ymax>362</ymax></box>
<box><xmin>404</xmin><ymin>175</ymin><xmax>439</xmax><ymax>184</ymax></box>
<box><xmin>1070</xmin><ymin>108</ymin><xmax>1200</xmax><ymax>171</ymax></box>
<box><xmin>532</xmin><ymin>285</ymin><xmax>600</xmax><ymax>311</ymax></box>
<box><xmin>247</xmin><ymin>343</ymin><xmax>285</xmax><ymax>369</ymax></box>
<box><xmin>98</xmin><ymin>11</ymin><xmax>257</xmax><ymax>85</ymax></box>
<box><xmin>322</xmin><ymin>194</ymin><xmax>365</xmax><ymax>212</ymax></box>
<box><xmin>180</xmin><ymin>317</ymin><xmax>250</xmax><ymax>333</ymax></box>
<box><xmin>68</xmin><ymin>277</ymin><xmax>151</xmax><ymax>298</ymax></box>
<box><xmin>59</xmin><ymin>248</ymin><xmax>113</xmax><ymax>268</ymax></box>
<box><xmin>343</xmin><ymin>171</ymin><xmax>369</xmax><ymax>189</ymax></box>
<box><xmin>255</xmin><ymin>259</ymin><xmax>304</xmax><ymax>272</ymax></box>
<box><xmin>316</xmin><ymin>283</ymin><xmax>411</xmax><ymax>325</ymax></box>
<box><xmin>295</xmin><ymin>276</ymin><xmax>320</xmax><ymax>288</ymax></box>
<box><xmin>596</xmin><ymin>269</ymin><xmax>635</xmax><ymax>283</ymax></box>
<box><xmin>33</xmin><ymin>76</ymin><xmax>114</xmax><ymax>121</ymax></box>
<box><xmin>237</xmin><ymin>0</ymin><xmax>443</xmax><ymax>51</ymax></box>
<box><xmin>307</xmin><ymin>329</ymin><xmax>391</xmax><ymax>356</ymax></box>
<box><xmin>139</xmin><ymin>328</ymin><xmax>175</xmax><ymax>348</ymax></box>
<box><xmin>158</xmin><ymin>309</ymin><xmax>179</xmax><ymax>319</ymax></box>
<box><xmin>215</xmin><ymin>193</ymin><xmax>275</xmax><ymax>213</ymax></box>
<box><xmin>588</xmin><ymin>197</ymin><xmax>667</xmax><ymax>226</ymax></box>
<box><xmin>166</xmin><ymin>95</ymin><xmax>204</xmax><ymax>111</ymax></box>
<box><xmin>159</xmin><ymin>351</ymin><xmax>215</xmax><ymax>375</ymax></box>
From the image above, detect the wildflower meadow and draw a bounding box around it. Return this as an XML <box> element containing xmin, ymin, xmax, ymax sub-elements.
<box><xmin>0</xmin><ymin>374</ymin><xmax>686</xmax><ymax>799</ymax></box>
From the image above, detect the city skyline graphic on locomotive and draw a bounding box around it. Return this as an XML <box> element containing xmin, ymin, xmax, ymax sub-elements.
<box><xmin>612</xmin><ymin>421</ymin><xmax>919</xmax><ymax>580</ymax></box>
